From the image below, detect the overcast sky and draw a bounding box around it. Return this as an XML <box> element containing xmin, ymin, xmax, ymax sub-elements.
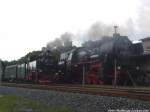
<box><xmin>0</xmin><ymin>0</ymin><xmax>149</xmax><ymax>61</ymax></box>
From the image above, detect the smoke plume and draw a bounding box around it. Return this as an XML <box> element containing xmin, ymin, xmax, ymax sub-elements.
<box><xmin>86</xmin><ymin>22</ymin><xmax>113</xmax><ymax>41</ymax></box>
<box><xmin>47</xmin><ymin>32</ymin><xmax>73</xmax><ymax>50</ymax></box>
<box><xmin>80</xmin><ymin>20</ymin><xmax>137</xmax><ymax>42</ymax></box>
<box><xmin>60</xmin><ymin>32</ymin><xmax>73</xmax><ymax>46</ymax></box>
<box><xmin>47</xmin><ymin>0</ymin><xmax>150</xmax><ymax>48</ymax></box>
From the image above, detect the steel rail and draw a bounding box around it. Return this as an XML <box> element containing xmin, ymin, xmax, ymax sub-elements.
<box><xmin>1</xmin><ymin>83</ymin><xmax>150</xmax><ymax>101</ymax></box>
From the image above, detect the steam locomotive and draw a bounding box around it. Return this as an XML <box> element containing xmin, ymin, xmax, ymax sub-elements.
<box><xmin>1</xmin><ymin>32</ymin><xmax>149</xmax><ymax>86</ymax></box>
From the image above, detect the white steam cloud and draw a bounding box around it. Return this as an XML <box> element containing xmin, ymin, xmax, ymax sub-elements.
<box><xmin>137</xmin><ymin>0</ymin><xmax>150</xmax><ymax>37</ymax></box>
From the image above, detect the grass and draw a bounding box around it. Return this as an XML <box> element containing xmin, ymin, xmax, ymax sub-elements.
<box><xmin>0</xmin><ymin>94</ymin><xmax>73</xmax><ymax>112</ymax></box>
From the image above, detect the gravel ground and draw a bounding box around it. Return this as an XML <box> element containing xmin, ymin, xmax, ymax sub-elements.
<box><xmin>0</xmin><ymin>86</ymin><xmax>149</xmax><ymax>112</ymax></box>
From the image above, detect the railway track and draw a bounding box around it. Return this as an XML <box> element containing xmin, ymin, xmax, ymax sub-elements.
<box><xmin>1</xmin><ymin>83</ymin><xmax>150</xmax><ymax>101</ymax></box>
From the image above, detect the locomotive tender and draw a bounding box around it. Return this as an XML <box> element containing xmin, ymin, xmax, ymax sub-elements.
<box><xmin>1</xmin><ymin>31</ymin><xmax>149</xmax><ymax>86</ymax></box>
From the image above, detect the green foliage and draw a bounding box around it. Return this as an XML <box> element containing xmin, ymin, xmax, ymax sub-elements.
<box><xmin>18</xmin><ymin>50</ymin><xmax>42</xmax><ymax>63</ymax></box>
<box><xmin>3</xmin><ymin>60</ymin><xmax>17</xmax><ymax>66</ymax></box>
<box><xmin>3</xmin><ymin>50</ymin><xmax>41</xmax><ymax>66</ymax></box>
<box><xmin>0</xmin><ymin>94</ymin><xmax>73</xmax><ymax>112</ymax></box>
<box><xmin>3</xmin><ymin>36</ymin><xmax>76</xmax><ymax>66</ymax></box>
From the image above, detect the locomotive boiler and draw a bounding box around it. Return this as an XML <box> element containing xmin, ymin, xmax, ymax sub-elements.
<box><xmin>57</xmin><ymin>47</ymin><xmax>90</xmax><ymax>83</ymax></box>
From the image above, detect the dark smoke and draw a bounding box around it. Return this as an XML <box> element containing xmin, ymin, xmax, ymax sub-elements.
<box><xmin>47</xmin><ymin>0</ymin><xmax>150</xmax><ymax>49</ymax></box>
<box><xmin>47</xmin><ymin>32</ymin><xmax>73</xmax><ymax>50</ymax></box>
<box><xmin>86</xmin><ymin>22</ymin><xmax>113</xmax><ymax>41</ymax></box>
<box><xmin>60</xmin><ymin>32</ymin><xmax>73</xmax><ymax>47</ymax></box>
<box><xmin>47</xmin><ymin>38</ymin><xmax>62</xmax><ymax>50</ymax></box>
<box><xmin>47</xmin><ymin>20</ymin><xmax>137</xmax><ymax>50</ymax></box>
<box><xmin>81</xmin><ymin>20</ymin><xmax>137</xmax><ymax>42</ymax></box>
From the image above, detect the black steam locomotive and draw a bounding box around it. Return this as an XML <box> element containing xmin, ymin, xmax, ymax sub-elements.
<box><xmin>1</xmin><ymin>32</ymin><xmax>148</xmax><ymax>86</ymax></box>
<box><xmin>56</xmin><ymin>32</ymin><xmax>146</xmax><ymax>86</ymax></box>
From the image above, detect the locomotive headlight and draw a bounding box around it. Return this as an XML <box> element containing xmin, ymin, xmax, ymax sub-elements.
<box><xmin>136</xmin><ymin>66</ymin><xmax>140</xmax><ymax>70</ymax></box>
<box><xmin>117</xmin><ymin>66</ymin><xmax>121</xmax><ymax>70</ymax></box>
<box><xmin>74</xmin><ymin>64</ymin><xmax>78</xmax><ymax>67</ymax></box>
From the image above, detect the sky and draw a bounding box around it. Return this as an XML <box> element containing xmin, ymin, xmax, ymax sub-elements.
<box><xmin>0</xmin><ymin>0</ymin><xmax>149</xmax><ymax>61</ymax></box>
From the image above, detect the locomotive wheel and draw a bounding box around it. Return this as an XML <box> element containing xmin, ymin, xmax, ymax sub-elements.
<box><xmin>136</xmin><ymin>74</ymin><xmax>150</xmax><ymax>86</ymax></box>
<box><xmin>127</xmin><ymin>71</ymin><xmax>150</xmax><ymax>86</ymax></box>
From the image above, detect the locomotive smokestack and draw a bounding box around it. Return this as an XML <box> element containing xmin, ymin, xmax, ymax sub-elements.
<box><xmin>114</xmin><ymin>26</ymin><xmax>118</xmax><ymax>34</ymax></box>
<box><xmin>113</xmin><ymin>26</ymin><xmax>120</xmax><ymax>37</ymax></box>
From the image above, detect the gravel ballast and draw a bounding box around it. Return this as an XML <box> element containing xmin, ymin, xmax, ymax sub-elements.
<box><xmin>0</xmin><ymin>86</ymin><xmax>149</xmax><ymax>112</ymax></box>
